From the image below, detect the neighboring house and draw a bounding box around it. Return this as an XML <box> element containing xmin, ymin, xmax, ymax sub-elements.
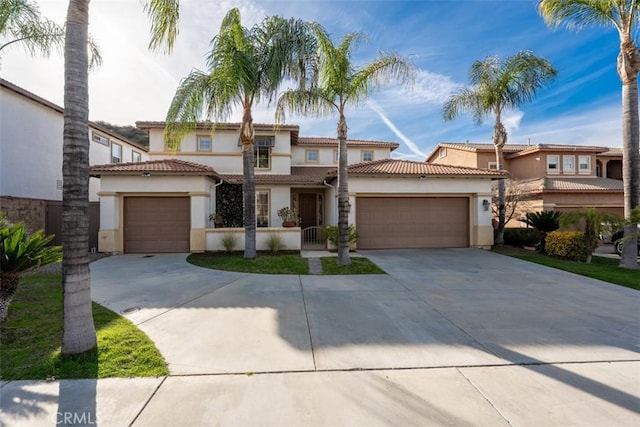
<box><xmin>90</xmin><ymin>122</ymin><xmax>505</xmax><ymax>253</ymax></box>
<box><xmin>425</xmin><ymin>143</ymin><xmax>627</xmax><ymax>222</ymax></box>
<box><xmin>0</xmin><ymin>79</ymin><xmax>149</xmax><ymax>247</ymax></box>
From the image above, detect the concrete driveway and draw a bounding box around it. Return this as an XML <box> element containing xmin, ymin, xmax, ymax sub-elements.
<box><xmin>2</xmin><ymin>249</ymin><xmax>638</xmax><ymax>426</ymax></box>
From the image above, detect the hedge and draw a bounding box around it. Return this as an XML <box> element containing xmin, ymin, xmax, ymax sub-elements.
<box><xmin>546</xmin><ymin>231</ymin><xmax>598</xmax><ymax>261</ymax></box>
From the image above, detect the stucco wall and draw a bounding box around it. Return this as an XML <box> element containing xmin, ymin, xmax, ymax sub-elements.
<box><xmin>291</xmin><ymin>146</ymin><xmax>391</xmax><ymax>166</ymax></box>
<box><xmin>205</xmin><ymin>228</ymin><xmax>301</xmax><ymax>251</ymax></box>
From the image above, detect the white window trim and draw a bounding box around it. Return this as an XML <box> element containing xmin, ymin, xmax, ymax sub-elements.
<box><xmin>254</xmin><ymin>145</ymin><xmax>271</xmax><ymax>170</ymax></box>
<box><xmin>361</xmin><ymin>150</ymin><xmax>374</xmax><ymax>162</ymax></box>
<box><xmin>547</xmin><ymin>155</ymin><xmax>559</xmax><ymax>174</ymax></box>
<box><xmin>333</xmin><ymin>150</ymin><xmax>339</xmax><ymax>164</ymax></box>
<box><xmin>488</xmin><ymin>161</ymin><xmax>498</xmax><ymax>170</ymax></box>
<box><xmin>256</xmin><ymin>189</ymin><xmax>270</xmax><ymax>227</ymax></box>
<box><xmin>91</xmin><ymin>131</ymin><xmax>109</xmax><ymax>146</ymax></box>
<box><xmin>578</xmin><ymin>155</ymin><xmax>591</xmax><ymax>174</ymax></box>
<box><xmin>111</xmin><ymin>142</ymin><xmax>122</xmax><ymax>163</ymax></box>
<box><xmin>439</xmin><ymin>147</ymin><xmax>447</xmax><ymax>158</ymax></box>
<box><xmin>563</xmin><ymin>155</ymin><xmax>575</xmax><ymax>174</ymax></box>
<box><xmin>306</xmin><ymin>149</ymin><xmax>319</xmax><ymax>163</ymax></box>
<box><xmin>197</xmin><ymin>135</ymin><xmax>213</xmax><ymax>152</ymax></box>
<box><xmin>132</xmin><ymin>150</ymin><xmax>141</xmax><ymax>162</ymax></box>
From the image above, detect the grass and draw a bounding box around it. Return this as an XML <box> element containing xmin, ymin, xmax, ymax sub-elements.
<box><xmin>0</xmin><ymin>273</ymin><xmax>168</xmax><ymax>380</ymax></box>
<box><xmin>321</xmin><ymin>257</ymin><xmax>386</xmax><ymax>275</ymax></box>
<box><xmin>493</xmin><ymin>246</ymin><xmax>640</xmax><ymax>291</ymax></box>
<box><xmin>188</xmin><ymin>251</ymin><xmax>309</xmax><ymax>274</ymax></box>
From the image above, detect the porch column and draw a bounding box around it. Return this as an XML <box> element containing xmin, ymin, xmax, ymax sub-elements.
<box><xmin>190</xmin><ymin>192</ymin><xmax>209</xmax><ymax>252</ymax></box>
<box><xmin>600</xmin><ymin>159</ymin><xmax>609</xmax><ymax>178</ymax></box>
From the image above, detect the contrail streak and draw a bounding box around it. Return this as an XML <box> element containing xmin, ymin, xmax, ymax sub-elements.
<box><xmin>368</xmin><ymin>100</ymin><xmax>426</xmax><ymax>159</ymax></box>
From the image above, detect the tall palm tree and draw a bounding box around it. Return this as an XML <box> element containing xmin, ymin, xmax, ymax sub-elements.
<box><xmin>276</xmin><ymin>25</ymin><xmax>414</xmax><ymax>265</ymax></box>
<box><xmin>61</xmin><ymin>0</ymin><xmax>180</xmax><ymax>355</ymax></box>
<box><xmin>442</xmin><ymin>51</ymin><xmax>557</xmax><ymax>246</ymax></box>
<box><xmin>539</xmin><ymin>0</ymin><xmax>639</xmax><ymax>270</ymax></box>
<box><xmin>165</xmin><ymin>8</ymin><xmax>313</xmax><ymax>259</ymax></box>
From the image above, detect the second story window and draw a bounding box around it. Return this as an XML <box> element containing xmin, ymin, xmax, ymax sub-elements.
<box><xmin>197</xmin><ymin>135</ymin><xmax>212</xmax><ymax>151</ymax></box>
<box><xmin>92</xmin><ymin>131</ymin><xmax>109</xmax><ymax>146</ymax></box>
<box><xmin>306</xmin><ymin>150</ymin><xmax>319</xmax><ymax>163</ymax></box>
<box><xmin>334</xmin><ymin>150</ymin><xmax>339</xmax><ymax>163</ymax></box>
<box><xmin>439</xmin><ymin>147</ymin><xmax>447</xmax><ymax>158</ymax></box>
<box><xmin>579</xmin><ymin>155</ymin><xmax>591</xmax><ymax>173</ymax></box>
<box><xmin>547</xmin><ymin>155</ymin><xmax>559</xmax><ymax>173</ymax></box>
<box><xmin>563</xmin><ymin>155</ymin><xmax>575</xmax><ymax>173</ymax></box>
<box><xmin>254</xmin><ymin>136</ymin><xmax>274</xmax><ymax>169</ymax></box>
<box><xmin>132</xmin><ymin>151</ymin><xmax>141</xmax><ymax>162</ymax></box>
<box><xmin>111</xmin><ymin>142</ymin><xmax>122</xmax><ymax>163</ymax></box>
<box><xmin>362</xmin><ymin>150</ymin><xmax>374</xmax><ymax>162</ymax></box>
<box><xmin>488</xmin><ymin>161</ymin><xmax>498</xmax><ymax>170</ymax></box>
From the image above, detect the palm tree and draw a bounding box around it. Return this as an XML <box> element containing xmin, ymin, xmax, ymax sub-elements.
<box><xmin>560</xmin><ymin>208</ymin><xmax>623</xmax><ymax>263</ymax></box>
<box><xmin>539</xmin><ymin>0</ymin><xmax>640</xmax><ymax>270</ymax></box>
<box><xmin>0</xmin><ymin>214</ymin><xmax>62</xmax><ymax>322</ymax></box>
<box><xmin>61</xmin><ymin>0</ymin><xmax>180</xmax><ymax>355</ymax></box>
<box><xmin>165</xmin><ymin>8</ymin><xmax>313</xmax><ymax>259</ymax></box>
<box><xmin>443</xmin><ymin>51</ymin><xmax>557</xmax><ymax>246</ymax></box>
<box><xmin>522</xmin><ymin>210</ymin><xmax>562</xmax><ymax>253</ymax></box>
<box><xmin>276</xmin><ymin>25</ymin><xmax>414</xmax><ymax>265</ymax></box>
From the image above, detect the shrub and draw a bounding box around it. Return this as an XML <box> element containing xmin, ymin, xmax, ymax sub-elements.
<box><xmin>545</xmin><ymin>231</ymin><xmax>598</xmax><ymax>261</ymax></box>
<box><xmin>220</xmin><ymin>233</ymin><xmax>238</xmax><ymax>253</ymax></box>
<box><xmin>503</xmin><ymin>228</ymin><xmax>540</xmax><ymax>247</ymax></box>
<box><xmin>266</xmin><ymin>233</ymin><xmax>283</xmax><ymax>253</ymax></box>
<box><xmin>325</xmin><ymin>225</ymin><xmax>359</xmax><ymax>246</ymax></box>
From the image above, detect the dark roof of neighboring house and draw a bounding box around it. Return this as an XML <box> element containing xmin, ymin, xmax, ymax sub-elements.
<box><xmin>90</xmin><ymin>159</ymin><xmax>220</xmax><ymax>178</ymax></box>
<box><xmin>331</xmin><ymin>159</ymin><xmax>506</xmax><ymax>177</ymax></box>
<box><xmin>518</xmin><ymin>176</ymin><xmax>624</xmax><ymax>193</ymax></box>
<box><xmin>598</xmin><ymin>147</ymin><xmax>623</xmax><ymax>157</ymax></box>
<box><xmin>296</xmin><ymin>137</ymin><xmax>400</xmax><ymax>151</ymax></box>
<box><xmin>0</xmin><ymin>79</ymin><xmax>147</xmax><ymax>151</ymax></box>
<box><xmin>221</xmin><ymin>167</ymin><xmax>334</xmax><ymax>185</ymax></box>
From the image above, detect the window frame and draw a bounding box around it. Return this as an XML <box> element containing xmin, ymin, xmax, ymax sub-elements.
<box><xmin>91</xmin><ymin>131</ymin><xmax>110</xmax><ymax>146</ymax></box>
<box><xmin>197</xmin><ymin>135</ymin><xmax>213</xmax><ymax>152</ymax></box>
<box><xmin>547</xmin><ymin>155</ymin><xmax>559</xmax><ymax>173</ymax></box>
<box><xmin>487</xmin><ymin>161</ymin><xmax>498</xmax><ymax>170</ymax></box>
<box><xmin>256</xmin><ymin>189</ymin><xmax>270</xmax><ymax>228</ymax></box>
<box><xmin>578</xmin><ymin>155</ymin><xmax>591</xmax><ymax>174</ymax></box>
<box><xmin>563</xmin><ymin>155</ymin><xmax>575</xmax><ymax>174</ymax></box>
<box><xmin>131</xmin><ymin>150</ymin><xmax>141</xmax><ymax>162</ymax></box>
<box><xmin>361</xmin><ymin>150</ymin><xmax>374</xmax><ymax>162</ymax></box>
<box><xmin>111</xmin><ymin>142</ymin><xmax>122</xmax><ymax>163</ymax></box>
<box><xmin>438</xmin><ymin>147</ymin><xmax>447</xmax><ymax>158</ymax></box>
<box><xmin>333</xmin><ymin>150</ymin><xmax>339</xmax><ymax>164</ymax></box>
<box><xmin>306</xmin><ymin>149</ymin><xmax>319</xmax><ymax>163</ymax></box>
<box><xmin>254</xmin><ymin>145</ymin><xmax>271</xmax><ymax>169</ymax></box>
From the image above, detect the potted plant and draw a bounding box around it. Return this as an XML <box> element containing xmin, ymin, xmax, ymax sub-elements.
<box><xmin>277</xmin><ymin>207</ymin><xmax>299</xmax><ymax>227</ymax></box>
<box><xmin>209</xmin><ymin>212</ymin><xmax>223</xmax><ymax>228</ymax></box>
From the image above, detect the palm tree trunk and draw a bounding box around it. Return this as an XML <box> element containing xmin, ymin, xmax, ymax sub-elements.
<box><xmin>0</xmin><ymin>273</ymin><xmax>20</xmax><ymax>323</ymax></box>
<box><xmin>493</xmin><ymin>115</ymin><xmax>508</xmax><ymax>246</ymax></box>
<box><xmin>620</xmin><ymin>79</ymin><xmax>640</xmax><ymax>269</ymax></box>
<box><xmin>240</xmin><ymin>105</ymin><xmax>257</xmax><ymax>259</ymax></box>
<box><xmin>61</xmin><ymin>0</ymin><xmax>96</xmax><ymax>355</ymax></box>
<box><xmin>337</xmin><ymin>111</ymin><xmax>351</xmax><ymax>266</ymax></box>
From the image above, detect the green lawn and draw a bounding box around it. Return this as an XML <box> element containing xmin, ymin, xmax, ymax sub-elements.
<box><xmin>493</xmin><ymin>247</ymin><xmax>639</xmax><ymax>291</ymax></box>
<box><xmin>188</xmin><ymin>252</ymin><xmax>309</xmax><ymax>274</ymax></box>
<box><xmin>0</xmin><ymin>273</ymin><xmax>168</xmax><ymax>380</ymax></box>
<box><xmin>321</xmin><ymin>257</ymin><xmax>386</xmax><ymax>274</ymax></box>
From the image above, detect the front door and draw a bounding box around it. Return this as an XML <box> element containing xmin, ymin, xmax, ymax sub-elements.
<box><xmin>298</xmin><ymin>193</ymin><xmax>317</xmax><ymax>228</ymax></box>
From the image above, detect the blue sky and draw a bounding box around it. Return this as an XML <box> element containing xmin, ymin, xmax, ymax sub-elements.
<box><xmin>1</xmin><ymin>0</ymin><xmax>625</xmax><ymax>160</ymax></box>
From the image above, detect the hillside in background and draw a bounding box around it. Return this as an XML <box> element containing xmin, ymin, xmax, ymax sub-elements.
<box><xmin>94</xmin><ymin>121</ymin><xmax>149</xmax><ymax>148</ymax></box>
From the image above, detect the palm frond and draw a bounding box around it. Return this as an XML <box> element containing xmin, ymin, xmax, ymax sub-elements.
<box><xmin>348</xmin><ymin>52</ymin><xmax>415</xmax><ymax>106</ymax></box>
<box><xmin>442</xmin><ymin>88</ymin><xmax>487</xmax><ymax>124</ymax></box>
<box><xmin>145</xmin><ymin>0</ymin><xmax>180</xmax><ymax>53</ymax></box>
<box><xmin>275</xmin><ymin>87</ymin><xmax>336</xmax><ymax>123</ymax></box>
<box><xmin>538</xmin><ymin>0</ymin><xmax>623</xmax><ymax>32</ymax></box>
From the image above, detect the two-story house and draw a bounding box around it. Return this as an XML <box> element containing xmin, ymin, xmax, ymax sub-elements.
<box><xmin>425</xmin><ymin>143</ymin><xmax>627</xmax><ymax>222</ymax></box>
<box><xmin>0</xmin><ymin>79</ymin><xmax>149</xmax><ymax>248</ymax></box>
<box><xmin>91</xmin><ymin>122</ymin><xmax>505</xmax><ymax>253</ymax></box>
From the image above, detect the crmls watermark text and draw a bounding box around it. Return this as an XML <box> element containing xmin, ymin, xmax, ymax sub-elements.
<box><xmin>55</xmin><ymin>411</ymin><xmax>99</xmax><ymax>425</ymax></box>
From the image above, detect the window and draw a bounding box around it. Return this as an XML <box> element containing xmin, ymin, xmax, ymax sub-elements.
<box><xmin>563</xmin><ymin>155</ymin><xmax>575</xmax><ymax>173</ymax></box>
<box><xmin>547</xmin><ymin>155</ymin><xmax>559</xmax><ymax>173</ymax></box>
<box><xmin>334</xmin><ymin>150</ymin><xmax>339</xmax><ymax>164</ymax></box>
<box><xmin>92</xmin><ymin>131</ymin><xmax>109</xmax><ymax>146</ymax></box>
<box><xmin>256</xmin><ymin>190</ymin><xmax>269</xmax><ymax>227</ymax></box>
<box><xmin>361</xmin><ymin>150</ymin><xmax>374</xmax><ymax>162</ymax></box>
<box><xmin>306</xmin><ymin>149</ymin><xmax>319</xmax><ymax>163</ymax></box>
<box><xmin>487</xmin><ymin>161</ymin><xmax>498</xmax><ymax>170</ymax></box>
<box><xmin>197</xmin><ymin>135</ymin><xmax>212</xmax><ymax>151</ymax></box>
<box><xmin>111</xmin><ymin>142</ymin><xmax>122</xmax><ymax>163</ymax></box>
<box><xmin>438</xmin><ymin>147</ymin><xmax>447</xmax><ymax>158</ymax></box>
<box><xmin>132</xmin><ymin>151</ymin><xmax>141</xmax><ymax>162</ymax></box>
<box><xmin>579</xmin><ymin>155</ymin><xmax>591</xmax><ymax>173</ymax></box>
<box><xmin>253</xmin><ymin>136</ymin><xmax>274</xmax><ymax>169</ymax></box>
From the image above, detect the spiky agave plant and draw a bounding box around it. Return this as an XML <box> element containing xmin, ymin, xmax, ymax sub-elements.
<box><xmin>0</xmin><ymin>214</ymin><xmax>61</xmax><ymax>322</ymax></box>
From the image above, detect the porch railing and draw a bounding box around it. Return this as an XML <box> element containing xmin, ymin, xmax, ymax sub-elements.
<box><xmin>302</xmin><ymin>226</ymin><xmax>326</xmax><ymax>250</ymax></box>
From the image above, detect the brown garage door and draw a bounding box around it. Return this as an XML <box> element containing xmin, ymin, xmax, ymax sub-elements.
<box><xmin>356</xmin><ymin>197</ymin><xmax>469</xmax><ymax>249</ymax></box>
<box><xmin>124</xmin><ymin>197</ymin><xmax>190</xmax><ymax>253</ymax></box>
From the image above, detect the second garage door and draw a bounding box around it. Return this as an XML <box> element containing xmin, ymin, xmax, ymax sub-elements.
<box><xmin>124</xmin><ymin>197</ymin><xmax>191</xmax><ymax>253</ymax></box>
<box><xmin>356</xmin><ymin>197</ymin><xmax>469</xmax><ymax>249</ymax></box>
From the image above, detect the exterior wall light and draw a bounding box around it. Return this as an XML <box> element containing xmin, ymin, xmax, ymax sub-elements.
<box><xmin>482</xmin><ymin>199</ymin><xmax>490</xmax><ymax>211</ymax></box>
<box><xmin>141</xmin><ymin>172</ymin><xmax>151</xmax><ymax>177</ymax></box>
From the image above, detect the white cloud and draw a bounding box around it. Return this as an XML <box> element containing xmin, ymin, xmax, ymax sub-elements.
<box><xmin>401</xmin><ymin>69</ymin><xmax>463</xmax><ymax>105</ymax></box>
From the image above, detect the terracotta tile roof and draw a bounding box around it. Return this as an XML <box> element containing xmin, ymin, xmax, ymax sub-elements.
<box><xmin>136</xmin><ymin>121</ymin><xmax>299</xmax><ymax>132</ymax></box>
<box><xmin>297</xmin><ymin>137</ymin><xmax>400</xmax><ymax>151</ymax></box>
<box><xmin>329</xmin><ymin>159</ymin><xmax>506</xmax><ymax>177</ymax></box>
<box><xmin>427</xmin><ymin>142</ymin><xmax>615</xmax><ymax>162</ymax></box>
<box><xmin>437</xmin><ymin>142</ymin><xmax>529</xmax><ymax>153</ymax></box>
<box><xmin>518</xmin><ymin>177</ymin><xmax>623</xmax><ymax>193</ymax></box>
<box><xmin>221</xmin><ymin>167</ymin><xmax>333</xmax><ymax>185</ymax></box>
<box><xmin>90</xmin><ymin>159</ymin><xmax>220</xmax><ymax>177</ymax></box>
<box><xmin>508</xmin><ymin>144</ymin><xmax>607</xmax><ymax>158</ymax></box>
<box><xmin>598</xmin><ymin>147</ymin><xmax>623</xmax><ymax>157</ymax></box>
